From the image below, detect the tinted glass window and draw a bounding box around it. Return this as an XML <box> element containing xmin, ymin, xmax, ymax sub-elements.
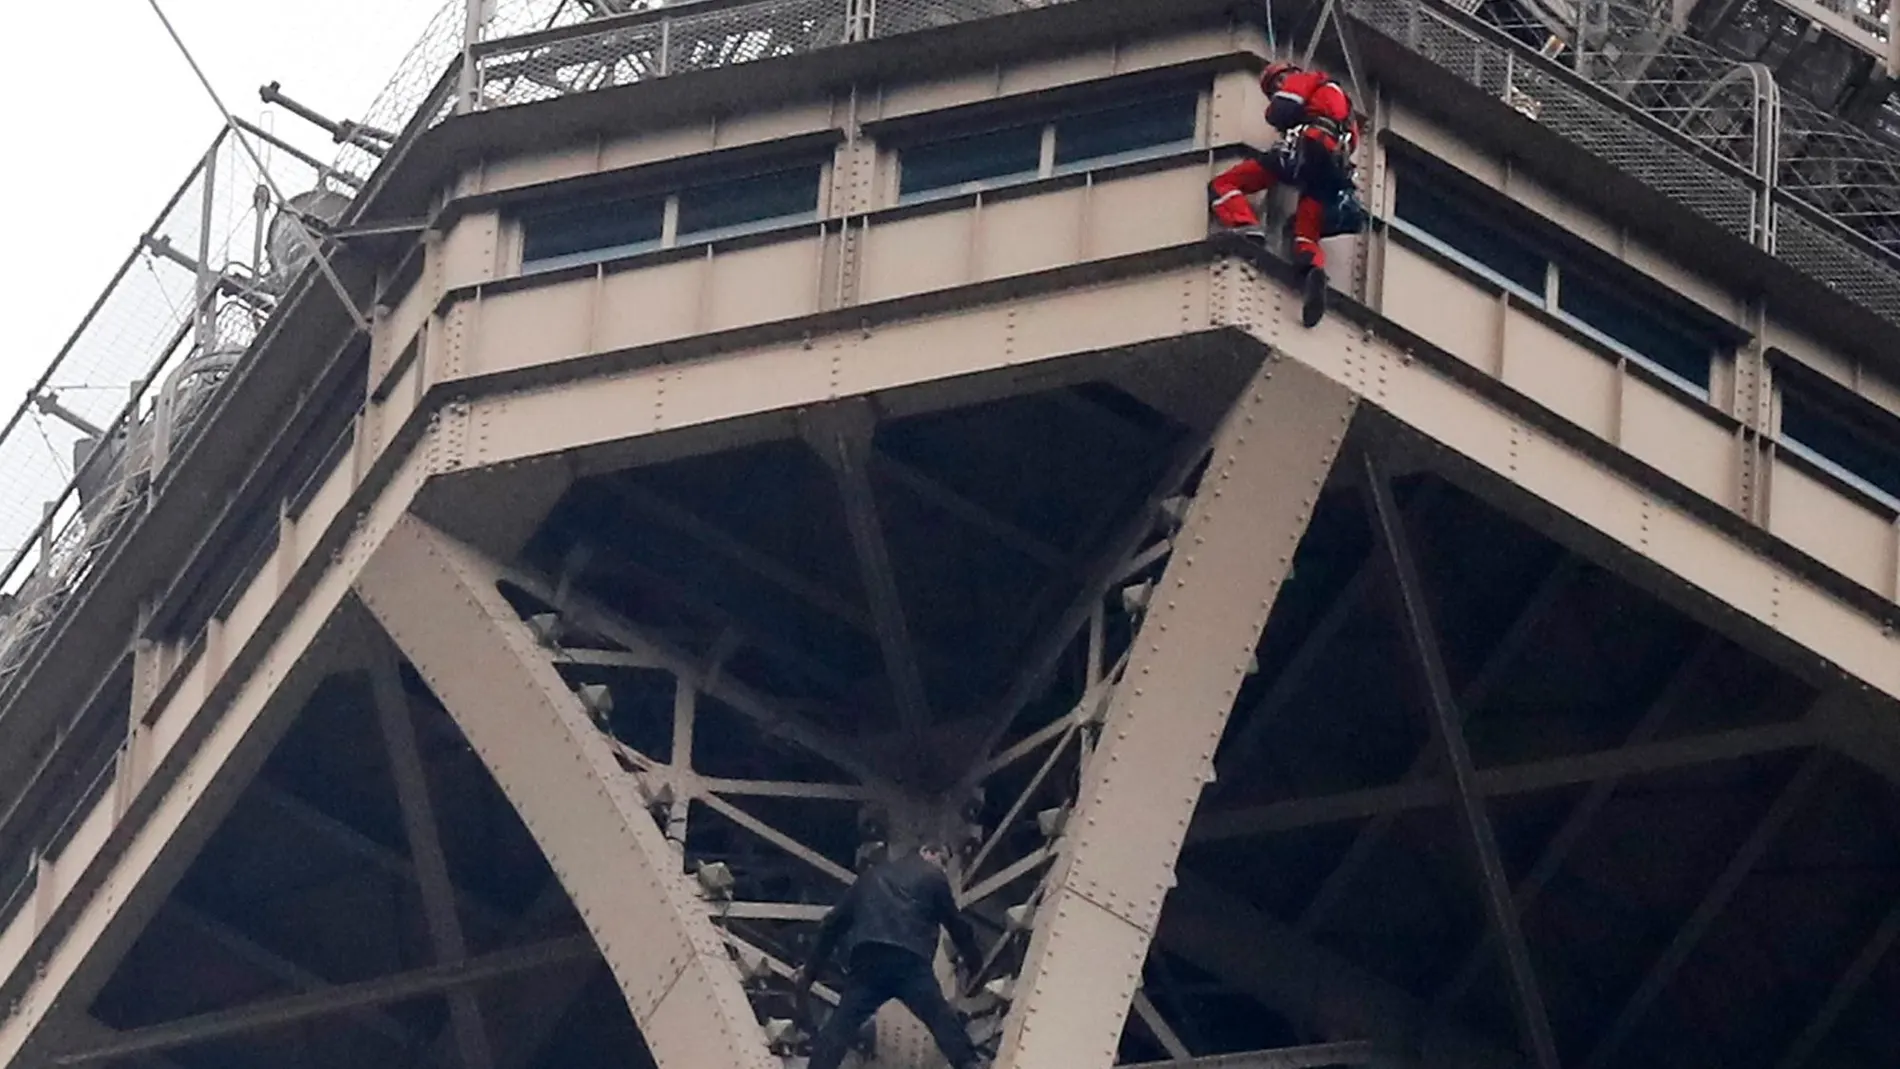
<box><xmin>1054</xmin><ymin>93</ymin><xmax>1198</xmax><ymax>169</ymax></box>
<box><xmin>522</xmin><ymin>196</ymin><xmax>665</xmax><ymax>268</ymax></box>
<box><xmin>900</xmin><ymin>125</ymin><xmax>1043</xmax><ymax>197</ymax></box>
<box><xmin>677</xmin><ymin>166</ymin><xmax>823</xmax><ymax>240</ymax></box>
<box><xmin>1781</xmin><ymin>387</ymin><xmax>1900</xmax><ymax>505</ymax></box>
<box><xmin>1393</xmin><ymin>177</ymin><xmax>1548</xmax><ymax>296</ymax></box>
<box><xmin>1558</xmin><ymin>273</ymin><xmax>1712</xmax><ymax>391</ymax></box>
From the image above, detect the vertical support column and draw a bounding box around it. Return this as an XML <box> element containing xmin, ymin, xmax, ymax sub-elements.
<box><xmin>1732</xmin><ymin>300</ymin><xmax>1772</xmax><ymax>525</ymax></box>
<box><xmin>458</xmin><ymin>0</ymin><xmax>485</xmax><ymax>114</ymax></box>
<box><xmin>826</xmin><ymin>82</ymin><xmax>876</xmax><ymax>313</ymax></box>
<box><xmin>369</xmin><ymin>642</ymin><xmax>495</xmax><ymax>1069</ymax></box>
<box><xmin>1360</xmin><ymin>451</ymin><xmax>1560</xmax><ymax>1069</ymax></box>
<box><xmin>355</xmin><ymin>516</ymin><xmax>777</xmax><ymax>1069</ymax></box>
<box><xmin>993</xmin><ymin>357</ymin><xmax>1358</xmax><ymax>1069</ymax></box>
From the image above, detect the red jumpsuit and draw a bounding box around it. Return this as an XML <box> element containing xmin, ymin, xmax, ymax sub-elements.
<box><xmin>1210</xmin><ymin>68</ymin><xmax>1358</xmax><ymax>270</ymax></box>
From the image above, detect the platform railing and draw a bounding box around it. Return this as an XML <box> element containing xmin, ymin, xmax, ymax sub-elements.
<box><xmin>1354</xmin><ymin>0</ymin><xmax>1900</xmax><ymax>330</ymax></box>
<box><xmin>9</xmin><ymin>0</ymin><xmax>1900</xmax><ymax>978</ymax></box>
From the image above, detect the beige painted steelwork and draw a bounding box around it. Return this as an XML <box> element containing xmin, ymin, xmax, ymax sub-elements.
<box><xmin>356</xmin><ymin>517</ymin><xmax>780</xmax><ymax>1069</ymax></box>
<box><xmin>5</xmin><ymin>5</ymin><xmax>1900</xmax><ymax>1068</ymax></box>
<box><xmin>993</xmin><ymin>359</ymin><xmax>1357</xmax><ymax>1066</ymax></box>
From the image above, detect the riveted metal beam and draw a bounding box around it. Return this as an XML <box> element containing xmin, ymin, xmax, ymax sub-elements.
<box><xmin>1120</xmin><ymin>1042</ymin><xmax>1385</xmax><ymax>1068</ymax></box>
<box><xmin>354</xmin><ymin>515</ymin><xmax>777</xmax><ymax>1069</ymax></box>
<box><xmin>1361</xmin><ymin>449</ymin><xmax>1560</xmax><ymax>1069</ymax></box>
<box><xmin>1295</xmin><ymin>555</ymin><xmax>1576</xmax><ymax>938</ymax></box>
<box><xmin>1430</xmin><ymin>636</ymin><xmax>1724</xmax><ymax>1012</ymax></box>
<box><xmin>992</xmin><ymin>357</ymin><xmax>1359</xmax><ymax>1069</ymax></box>
<box><xmin>802</xmin><ymin>399</ymin><xmax>933</xmax><ymax>743</ymax></box>
<box><xmin>1582</xmin><ymin>752</ymin><xmax>1827</xmax><ymax>1069</ymax></box>
<box><xmin>1775</xmin><ymin>894</ymin><xmax>1900</xmax><ymax>1069</ymax></box>
<box><xmin>1159</xmin><ymin>874</ymin><xmax>1523</xmax><ymax>1069</ymax></box>
<box><xmin>51</xmin><ymin>936</ymin><xmax>593</xmax><ymax>1065</ymax></box>
<box><xmin>367</xmin><ymin>636</ymin><xmax>494</xmax><ymax>1069</ymax></box>
<box><xmin>1190</xmin><ymin>719</ymin><xmax>1818</xmax><ymax>841</ymax></box>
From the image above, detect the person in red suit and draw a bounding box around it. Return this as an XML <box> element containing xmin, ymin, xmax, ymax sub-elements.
<box><xmin>1210</xmin><ymin>60</ymin><xmax>1367</xmax><ymax>326</ymax></box>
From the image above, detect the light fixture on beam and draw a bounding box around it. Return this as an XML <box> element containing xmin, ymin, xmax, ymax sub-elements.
<box><xmin>575</xmin><ymin>683</ymin><xmax>614</xmax><ymax>728</ymax></box>
<box><xmin>731</xmin><ymin>943</ymin><xmax>774</xmax><ymax>983</ymax></box>
<box><xmin>968</xmin><ymin>1011</ymin><xmax>1007</xmax><ymax>1047</ymax></box>
<box><xmin>1035</xmin><ymin>806</ymin><xmax>1070</xmax><ymax>839</ymax></box>
<box><xmin>1159</xmin><ymin>495</ymin><xmax>1190</xmax><ymax>529</ymax></box>
<box><xmin>762</xmin><ymin>1018</ymin><xmax>802</xmax><ymax>1052</ymax></box>
<box><xmin>634</xmin><ymin>772</ymin><xmax>674</xmax><ymax>812</ymax></box>
<box><xmin>1120</xmin><ymin>581</ymin><xmax>1154</xmax><ymax>615</ymax></box>
<box><xmin>1005</xmin><ymin>902</ymin><xmax>1036</xmax><ymax>931</ymax></box>
<box><xmin>527</xmin><ymin>612</ymin><xmax>564</xmax><ymax>648</ymax></box>
<box><xmin>696</xmin><ymin>860</ymin><xmax>736</xmax><ymax>900</ymax></box>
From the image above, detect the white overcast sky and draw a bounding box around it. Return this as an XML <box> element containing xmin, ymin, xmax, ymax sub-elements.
<box><xmin>0</xmin><ymin>0</ymin><xmax>449</xmax><ymax>408</ymax></box>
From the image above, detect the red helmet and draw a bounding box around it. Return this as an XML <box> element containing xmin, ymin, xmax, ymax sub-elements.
<box><xmin>1261</xmin><ymin>61</ymin><xmax>1300</xmax><ymax>94</ymax></box>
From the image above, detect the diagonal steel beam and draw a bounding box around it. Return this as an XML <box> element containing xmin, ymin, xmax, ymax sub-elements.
<box><xmin>993</xmin><ymin>358</ymin><xmax>1359</xmax><ymax>1069</ymax></box>
<box><xmin>1131</xmin><ymin>989</ymin><xmax>1194</xmax><ymax>1061</ymax></box>
<box><xmin>1429</xmin><ymin>637</ymin><xmax>1722</xmax><ymax>1012</ymax></box>
<box><xmin>433</xmin><ymin>879</ymin><xmax>598</xmax><ymax>1069</ymax></box>
<box><xmin>54</xmin><ymin>1018</ymin><xmax>191</xmax><ymax>1069</ymax></box>
<box><xmin>252</xmin><ymin>783</ymin><xmax>514</xmax><ymax>932</ymax></box>
<box><xmin>1773</xmin><ymin>895</ymin><xmax>1900</xmax><ymax>1069</ymax></box>
<box><xmin>803</xmin><ymin>400</ymin><xmax>932</xmax><ymax>740</ymax></box>
<box><xmin>1189</xmin><ymin>719</ymin><xmax>1818</xmax><ymax>841</ymax></box>
<box><xmin>357</xmin><ymin>517</ymin><xmax>779</xmax><ymax>1069</ymax></box>
<box><xmin>368</xmin><ymin>638</ymin><xmax>495</xmax><ymax>1069</ymax></box>
<box><xmin>960</xmin><ymin>431</ymin><xmax>1215</xmax><ymax>790</ymax></box>
<box><xmin>1296</xmin><ymin>555</ymin><xmax>1577</xmax><ymax>937</ymax></box>
<box><xmin>872</xmin><ymin>451</ymin><xmax>1068</xmax><ymax>570</ymax></box>
<box><xmin>52</xmin><ymin>937</ymin><xmax>594</xmax><ymax>1066</ymax></box>
<box><xmin>1120</xmin><ymin>1042</ymin><xmax>1384</xmax><ymax>1068</ymax></box>
<box><xmin>1361</xmin><ymin>450</ymin><xmax>1560</xmax><ymax>1069</ymax></box>
<box><xmin>1581</xmin><ymin>752</ymin><xmax>1827</xmax><ymax>1069</ymax></box>
<box><xmin>1160</xmin><ymin>874</ymin><xmax>1524</xmax><ymax>1069</ymax></box>
<box><xmin>503</xmin><ymin>566</ymin><xmax>888</xmax><ymax>787</ymax></box>
<box><xmin>612</xmin><ymin>482</ymin><xmax>877</xmax><ymax>636</ymax></box>
<box><xmin>166</xmin><ymin>903</ymin><xmax>426</xmax><ymax>1052</ymax></box>
<box><xmin>1213</xmin><ymin>483</ymin><xmax>1447</xmax><ymax>792</ymax></box>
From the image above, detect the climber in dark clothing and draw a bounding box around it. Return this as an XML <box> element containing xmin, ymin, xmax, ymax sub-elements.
<box><xmin>796</xmin><ymin>843</ymin><xmax>986</xmax><ymax>1069</ymax></box>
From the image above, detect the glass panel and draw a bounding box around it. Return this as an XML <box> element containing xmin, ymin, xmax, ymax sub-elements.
<box><xmin>522</xmin><ymin>196</ymin><xmax>665</xmax><ymax>269</ymax></box>
<box><xmin>1557</xmin><ymin>272</ymin><xmax>1712</xmax><ymax>391</ymax></box>
<box><xmin>1392</xmin><ymin>177</ymin><xmax>1548</xmax><ymax>296</ymax></box>
<box><xmin>899</xmin><ymin>124</ymin><xmax>1043</xmax><ymax>198</ymax></box>
<box><xmin>1781</xmin><ymin>388</ymin><xmax>1900</xmax><ymax>507</ymax></box>
<box><xmin>1053</xmin><ymin>93</ymin><xmax>1198</xmax><ymax>169</ymax></box>
<box><xmin>677</xmin><ymin>166</ymin><xmax>823</xmax><ymax>241</ymax></box>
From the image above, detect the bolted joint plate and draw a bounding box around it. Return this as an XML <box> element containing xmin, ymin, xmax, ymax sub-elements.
<box><xmin>355</xmin><ymin>516</ymin><xmax>775</xmax><ymax>1069</ymax></box>
<box><xmin>994</xmin><ymin>359</ymin><xmax>1358</xmax><ymax>1069</ymax></box>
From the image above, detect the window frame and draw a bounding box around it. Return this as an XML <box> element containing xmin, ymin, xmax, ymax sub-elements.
<box><xmin>514</xmin><ymin>158</ymin><xmax>831</xmax><ymax>276</ymax></box>
<box><xmin>1773</xmin><ymin>361</ymin><xmax>1900</xmax><ymax>514</ymax></box>
<box><xmin>1385</xmin><ymin>161</ymin><xmax>1728</xmax><ymax>403</ymax></box>
<box><xmin>884</xmin><ymin>83</ymin><xmax>1208</xmax><ymax>207</ymax></box>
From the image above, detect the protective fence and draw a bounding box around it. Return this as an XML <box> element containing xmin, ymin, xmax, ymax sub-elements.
<box><xmin>0</xmin><ymin>128</ymin><xmax>336</xmax><ymax>696</ymax></box>
<box><xmin>1353</xmin><ymin>0</ymin><xmax>1900</xmax><ymax>328</ymax></box>
<box><xmin>8</xmin><ymin>0</ymin><xmax>1900</xmax><ymax>944</ymax></box>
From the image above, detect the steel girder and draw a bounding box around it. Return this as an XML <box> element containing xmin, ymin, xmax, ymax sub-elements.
<box><xmin>990</xmin><ymin>357</ymin><xmax>1360</xmax><ymax>1069</ymax></box>
<box><xmin>354</xmin><ymin>515</ymin><xmax>779</xmax><ymax>1069</ymax></box>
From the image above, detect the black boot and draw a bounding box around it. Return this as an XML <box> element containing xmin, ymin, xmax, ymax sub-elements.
<box><xmin>1300</xmin><ymin>265</ymin><xmax>1328</xmax><ymax>327</ymax></box>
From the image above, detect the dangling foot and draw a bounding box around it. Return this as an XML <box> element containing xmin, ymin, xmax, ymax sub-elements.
<box><xmin>1300</xmin><ymin>265</ymin><xmax>1328</xmax><ymax>327</ymax></box>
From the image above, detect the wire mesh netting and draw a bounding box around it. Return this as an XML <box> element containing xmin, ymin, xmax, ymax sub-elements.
<box><xmin>1353</xmin><ymin>0</ymin><xmax>1900</xmax><ymax>325</ymax></box>
<box><xmin>0</xmin><ymin>129</ymin><xmax>334</xmax><ymax>694</ymax></box>
<box><xmin>13</xmin><ymin>0</ymin><xmax>1900</xmax><ymax>919</ymax></box>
